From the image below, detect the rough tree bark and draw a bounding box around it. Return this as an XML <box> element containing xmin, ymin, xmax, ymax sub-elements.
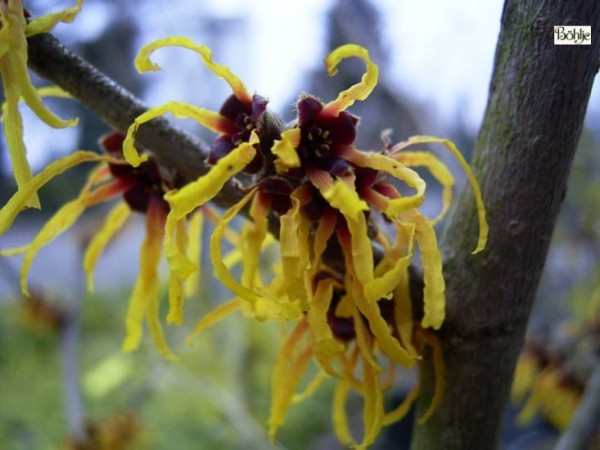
<box><xmin>411</xmin><ymin>1</ymin><xmax>600</xmax><ymax>449</ymax></box>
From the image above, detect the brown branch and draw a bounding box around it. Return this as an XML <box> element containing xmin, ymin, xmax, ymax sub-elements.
<box><xmin>411</xmin><ymin>2</ymin><xmax>600</xmax><ymax>449</ymax></box>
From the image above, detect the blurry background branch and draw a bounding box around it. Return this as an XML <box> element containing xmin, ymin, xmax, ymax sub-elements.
<box><xmin>412</xmin><ymin>1</ymin><xmax>600</xmax><ymax>449</ymax></box>
<box><xmin>555</xmin><ymin>362</ymin><xmax>600</xmax><ymax>450</ymax></box>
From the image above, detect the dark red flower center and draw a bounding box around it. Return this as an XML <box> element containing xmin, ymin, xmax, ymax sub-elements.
<box><xmin>102</xmin><ymin>133</ymin><xmax>169</xmax><ymax>214</ymax></box>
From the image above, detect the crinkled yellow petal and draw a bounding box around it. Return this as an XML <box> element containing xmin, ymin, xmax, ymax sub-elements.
<box><xmin>340</xmin><ymin>238</ymin><xmax>417</xmax><ymax>368</ymax></box>
<box><xmin>5</xmin><ymin>55</ymin><xmax>77</xmax><ymax>130</ymax></box>
<box><xmin>1</xmin><ymin>0</ymin><xmax>76</xmax><ymax>125</ymax></box>
<box><xmin>312</xmin><ymin>174</ymin><xmax>375</xmax><ymax>288</ymax></box>
<box><xmin>186</xmin><ymin>298</ymin><xmax>243</xmax><ymax>346</ymax></box>
<box><xmin>123</xmin><ymin>101</ymin><xmax>236</xmax><ymax>167</ymax></box>
<box><xmin>0</xmin><ymin>14</ymin><xmax>10</xmax><ymax>57</ymax></box>
<box><xmin>341</xmin><ymin>147</ymin><xmax>426</xmax><ymax>215</ymax></box>
<box><xmin>25</xmin><ymin>0</ymin><xmax>83</xmax><ymax>36</ymax></box>
<box><xmin>33</xmin><ymin>85</ymin><xmax>73</xmax><ymax>100</ymax></box>
<box><xmin>393</xmin><ymin>270</ymin><xmax>419</xmax><ymax>358</ymax></box>
<box><xmin>360</xmin><ymin>360</ymin><xmax>384</xmax><ymax>448</ymax></box>
<box><xmin>277</xmin><ymin>186</ymin><xmax>312</xmax><ymax>306</ymax></box>
<box><xmin>332</xmin><ymin>379</ymin><xmax>355</xmax><ymax>446</ymax></box>
<box><xmin>345</xmin><ymin>213</ymin><xmax>374</xmax><ymax>286</ymax></box>
<box><xmin>0</xmin><ymin>244</ymin><xmax>29</xmax><ymax>257</ymax></box>
<box><xmin>0</xmin><ymin>151</ymin><xmax>109</xmax><ymax>234</ymax></box>
<box><xmin>321</xmin><ymin>178</ymin><xmax>369</xmax><ymax>222</ymax></box>
<box><xmin>165</xmin><ymin>134</ymin><xmax>258</xmax><ymax>219</ymax></box>
<box><xmin>292</xmin><ymin>370</ymin><xmax>327</xmax><ymax>404</ymax></box>
<box><xmin>0</xmin><ymin>60</ymin><xmax>38</xmax><ymax>208</ymax></box>
<box><xmin>272</xmin><ymin>128</ymin><xmax>301</xmax><ymax>174</ymax></box>
<box><xmin>350</xmin><ymin>299</ymin><xmax>381</xmax><ymax>371</ymax></box>
<box><xmin>417</xmin><ymin>330</ymin><xmax>446</xmax><ymax>423</ymax></box>
<box><xmin>166</xmin><ymin>218</ymin><xmax>189</xmax><ymax>325</ymax></box>
<box><xmin>511</xmin><ymin>354</ymin><xmax>540</xmax><ymax>403</ymax></box>
<box><xmin>356</xmin><ymin>295</ymin><xmax>418</xmax><ymax>368</ymax></box>
<box><xmin>323</xmin><ymin>44</ymin><xmax>378</xmax><ymax>115</ymax></box>
<box><xmin>412</xmin><ymin>212</ymin><xmax>445</xmax><ymax>330</ymax></box>
<box><xmin>163</xmin><ymin>135</ymin><xmax>257</xmax><ymax>283</ymax></box>
<box><xmin>534</xmin><ymin>369</ymin><xmax>580</xmax><ymax>430</ymax></box>
<box><xmin>308</xmin><ymin>278</ymin><xmax>344</xmax><ymax>376</ymax></box>
<box><xmin>240</xmin><ymin>193</ymin><xmax>269</xmax><ymax>289</ymax></box>
<box><xmin>268</xmin><ymin>319</ymin><xmax>311</xmax><ymax>441</ymax></box>
<box><xmin>311</xmin><ymin>208</ymin><xmax>336</xmax><ymax>270</ymax></box>
<box><xmin>135</xmin><ymin>37</ymin><xmax>251</xmax><ymax>104</ymax></box>
<box><xmin>20</xmin><ymin>198</ymin><xmax>86</xmax><ymax>296</ymax></box>
<box><xmin>383</xmin><ymin>383</ymin><xmax>420</xmax><ymax>426</ymax></box>
<box><xmin>364</xmin><ymin>227</ymin><xmax>413</xmax><ymax>304</ymax></box>
<box><xmin>210</xmin><ymin>189</ymin><xmax>261</xmax><ymax>304</ymax></box>
<box><xmin>163</xmin><ymin>215</ymin><xmax>196</xmax><ymax>282</ymax></box>
<box><xmin>396</xmin><ymin>136</ymin><xmax>488</xmax><ymax>253</ymax></box>
<box><xmin>184</xmin><ymin>210</ymin><xmax>203</xmax><ymax>297</ymax></box>
<box><xmin>122</xmin><ymin>202</ymin><xmax>176</xmax><ymax>360</ymax></box>
<box><xmin>245</xmin><ymin>290</ymin><xmax>302</xmax><ymax>322</ymax></box>
<box><xmin>396</xmin><ymin>151</ymin><xmax>455</xmax><ymax>224</ymax></box>
<box><xmin>83</xmin><ymin>202</ymin><xmax>131</xmax><ymax>292</ymax></box>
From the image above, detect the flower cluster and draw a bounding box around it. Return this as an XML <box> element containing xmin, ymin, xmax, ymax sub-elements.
<box><xmin>0</xmin><ymin>32</ymin><xmax>488</xmax><ymax>448</ymax></box>
<box><xmin>512</xmin><ymin>286</ymin><xmax>600</xmax><ymax>431</ymax></box>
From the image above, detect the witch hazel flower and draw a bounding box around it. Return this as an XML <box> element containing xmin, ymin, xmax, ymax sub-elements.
<box><xmin>0</xmin><ymin>36</ymin><xmax>488</xmax><ymax>448</ymax></box>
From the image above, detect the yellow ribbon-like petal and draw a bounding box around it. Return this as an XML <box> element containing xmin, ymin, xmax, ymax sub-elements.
<box><xmin>395</xmin><ymin>151</ymin><xmax>455</xmax><ymax>224</ymax></box>
<box><xmin>0</xmin><ymin>59</ymin><xmax>38</xmax><ymax>207</ymax></box>
<box><xmin>165</xmin><ymin>134</ymin><xmax>258</xmax><ymax>219</ymax></box>
<box><xmin>122</xmin><ymin>201</ymin><xmax>176</xmax><ymax>360</ymax></box>
<box><xmin>186</xmin><ymin>298</ymin><xmax>243</xmax><ymax>346</ymax></box>
<box><xmin>239</xmin><ymin>192</ymin><xmax>269</xmax><ymax>289</ymax></box>
<box><xmin>340</xmin><ymin>147</ymin><xmax>426</xmax><ymax>215</ymax></box>
<box><xmin>163</xmin><ymin>136</ymin><xmax>257</xmax><ymax>286</ymax></box>
<box><xmin>417</xmin><ymin>330</ymin><xmax>446</xmax><ymax>424</ymax></box>
<box><xmin>25</xmin><ymin>0</ymin><xmax>83</xmax><ymax>36</ymax></box>
<box><xmin>383</xmin><ymin>384</ymin><xmax>420</xmax><ymax>426</ymax></box>
<box><xmin>271</xmin><ymin>128</ymin><xmax>301</xmax><ymax>174</ymax></box>
<box><xmin>323</xmin><ymin>44</ymin><xmax>379</xmax><ymax>115</ymax></box>
<box><xmin>135</xmin><ymin>36</ymin><xmax>251</xmax><ymax>104</ymax></box>
<box><xmin>322</xmin><ymin>178</ymin><xmax>369</xmax><ymax>221</ymax></box>
<box><xmin>364</xmin><ymin>223</ymin><xmax>415</xmax><ymax>304</ymax></box>
<box><xmin>0</xmin><ymin>151</ymin><xmax>108</xmax><ymax>234</ymax></box>
<box><xmin>268</xmin><ymin>319</ymin><xmax>312</xmax><ymax>441</ymax></box>
<box><xmin>393</xmin><ymin>136</ymin><xmax>488</xmax><ymax>253</ymax></box>
<box><xmin>184</xmin><ymin>210</ymin><xmax>203</xmax><ymax>297</ymax></box>
<box><xmin>333</xmin><ymin>379</ymin><xmax>354</xmax><ymax>446</ymax></box>
<box><xmin>360</xmin><ymin>361</ymin><xmax>384</xmax><ymax>448</ymax></box>
<box><xmin>276</xmin><ymin>185</ymin><xmax>312</xmax><ymax>307</ymax></box>
<box><xmin>308</xmin><ymin>278</ymin><xmax>344</xmax><ymax>376</ymax></box>
<box><xmin>122</xmin><ymin>101</ymin><xmax>236</xmax><ymax>167</ymax></box>
<box><xmin>411</xmin><ymin>212</ymin><xmax>445</xmax><ymax>330</ymax></box>
<box><xmin>83</xmin><ymin>201</ymin><xmax>131</xmax><ymax>292</ymax></box>
<box><xmin>166</xmin><ymin>218</ymin><xmax>189</xmax><ymax>325</ymax></box>
<box><xmin>20</xmin><ymin>198</ymin><xmax>87</xmax><ymax>296</ymax></box>
<box><xmin>210</xmin><ymin>189</ymin><xmax>261</xmax><ymax>304</ymax></box>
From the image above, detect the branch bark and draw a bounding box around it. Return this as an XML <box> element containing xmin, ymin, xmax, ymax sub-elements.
<box><xmin>411</xmin><ymin>1</ymin><xmax>600</xmax><ymax>449</ymax></box>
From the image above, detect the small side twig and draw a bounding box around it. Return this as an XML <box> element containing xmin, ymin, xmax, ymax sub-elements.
<box><xmin>555</xmin><ymin>362</ymin><xmax>600</xmax><ymax>450</ymax></box>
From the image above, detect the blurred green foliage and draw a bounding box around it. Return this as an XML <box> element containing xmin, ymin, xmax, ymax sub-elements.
<box><xmin>0</xmin><ymin>281</ymin><xmax>335</xmax><ymax>449</ymax></box>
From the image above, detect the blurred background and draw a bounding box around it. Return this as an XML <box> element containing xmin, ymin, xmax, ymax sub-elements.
<box><xmin>0</xmin><ymin>0</ymin><xmax>599</xmax><ymax>448</ymax></box>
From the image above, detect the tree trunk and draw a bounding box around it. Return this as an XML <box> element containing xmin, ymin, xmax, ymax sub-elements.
<box><xmin>411</xmin><ymin>1</ymin><xmax>600</xmax><ymax>449</ymax></box>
